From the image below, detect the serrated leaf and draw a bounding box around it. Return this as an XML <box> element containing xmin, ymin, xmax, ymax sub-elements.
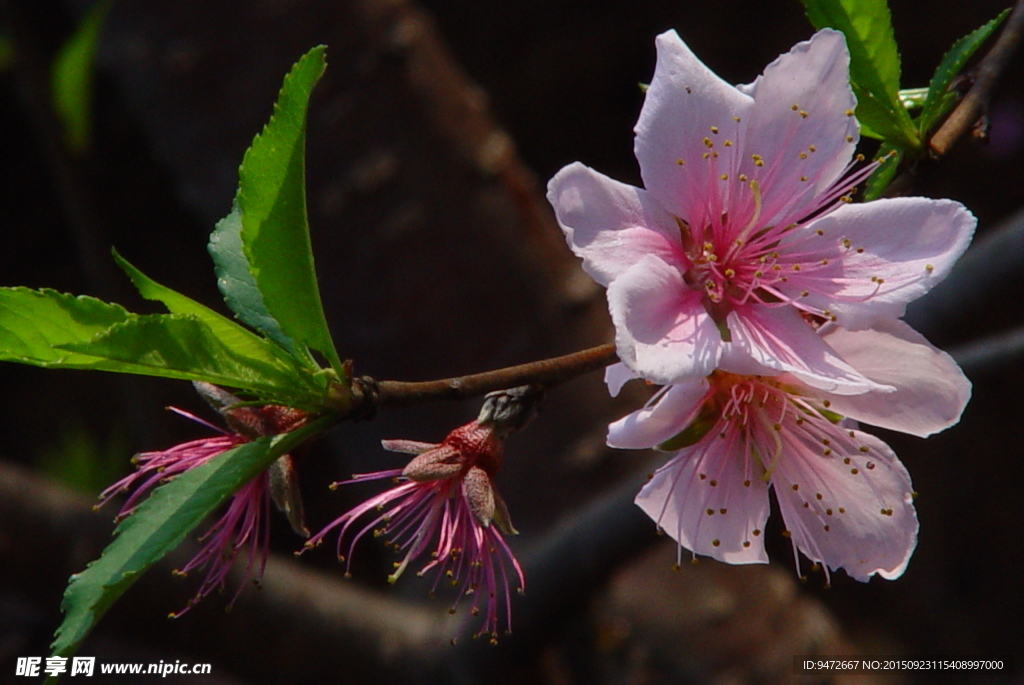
<box><xmin>209</xmin><ymin>205</ymin><xmax>303</xmax><ymax>361</ymax></box>
<box><xmin>863</xmin><ymin>143</ymin><xmax>902</xmax><ymax>201</ymax></box>
<box><xmin>210</xmin><ymin>46</ymin><xmax>344</xmax><ymax>377</ymax></box>
<box><xmin>0</xmin><ymin>287</ymin><xmax>132</xmax><ymax>365</ymax></box>
<box><xmin>47</xmin><ymin>418</ymin><xmax>328</xmax><ymax>675</ymax></box>
<box><xmin>918</xmin><ymin>9</ymin><xmax>1009</xmax><ymax>136</ymax></box>
<box><xmin>0</xmin><ymin>288</ymin><xmax>321</xmax><ymax>402</ymax></box>
<box><xmin>61</xmin><ymin>315</ymin><xmax>319</xmax><ymax>400</ymax></box>
<box><xmin>800</xmin><ymin>0</ymin><xmax>920</xmax><ymax>150</ymax></box>
<box><xmin>851</xmin><ymin>84</ymin><xmax>919</xmax><ymax>148</ymax></box>
<box><xmin>114</xmin><ymin>250</ymin><xmax>318</xmax><ymax>389</ymax></box>
<box><xmin>51</xmin><ymin>0</ymin><xmax>111</xmax><ymax>152</ymax></box>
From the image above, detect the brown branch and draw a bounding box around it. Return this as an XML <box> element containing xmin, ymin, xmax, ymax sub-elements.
<box><xmin>369</xmin><ymin>343</ymin><xmax>618</xmax><ymax>409</ymax></box>
<box><xmin>928</xmin><ymin>0</ymin><xmax>1024</xmax><ymax>157</ymax></box>
<box><xmin>880</xmin><ymin>0</ymin><xmax>1024</xmax><ymax>197</ymax></box>
<box><xmin>883</xmin><ymin>0</ymin><xmax>1024</xmax><ymax>197</ymax></box>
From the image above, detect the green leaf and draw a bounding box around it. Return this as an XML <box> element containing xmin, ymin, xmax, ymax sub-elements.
<box><xmin>800</xmin><ymin>0</ymin><xmax>920</xmax><ymax>149</ymax></box>
<box><xmin>0</xmin><ymin>288</ymin><xmax>321</xmax><ymax>402</ymax></box>
<box><xmin>113</xmin><ymin>250</ymin><xmax>318</xmax><ymax>387</ymax></box>
<box><xmin>51</xmin><ymin>0</ymin><xmax>111</xmax><ymax>152</ymax></box>
<box><xmin>918</xmin><ymin>9</ymin><xmax>1009</xmax><ymax>136</ymax></box>
<box><xmin>0</xmin><ymin>287</ymin><xmax>132</xmax><ymax>365</ymax></box>
<box><xmin>47</xmin><ymin>418</ymin><xmax>328</xmax><ymax>676</ymax></box>
<box><xmin>61</xmin><ymin>316</ymin><xmax>319</xmax><ymax>400</ymax></box>
<box><xmin>209</xmin><ymin>46</ymin><xmax>344</xmax><ymax>377</ymax></box>
<box><xmin>863</xmin><ymin>143</ymin><xmax>902</xmax><ymax>201</ymax></box>
<box><xmin>209</xmin><ymin>205</ymin><xmax>302</xmax><ymax>362</ymax></box>
<box><xmin>656</xmin><ymin>403</ymin><xmax>719</xmax><ymax>451</ymax></box>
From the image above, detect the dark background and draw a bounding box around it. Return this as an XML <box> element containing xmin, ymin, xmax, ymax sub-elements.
<box><xmin>1</xmin><ymin>0</ymin><xmax>1022</xmax><ymax>683</ymax></box>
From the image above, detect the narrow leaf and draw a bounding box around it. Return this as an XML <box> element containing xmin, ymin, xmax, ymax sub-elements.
<box><xmin>863</xmin><ymin>144</ymin><xmax>902</xmax><ymax>201</ymax></box>
<box><xmin>51</xmin><ymin>0</ymin><xmax>111</xmax><ymax>152</ymax></box>
<box><xmin>47</xmin><ymin>418</ymin><xmax>328</xmax><ymax>673</ymax></box>
<box><xmin>918</xmin><ymin>9</ymin><xmax>1010</xmax><ymax>136</ymax></box>
<box><xmin>0</xmin><ymin>288</ymin><xmax>321</xmax><ymax>402</ymax></box>
<box><xmin>60</xmin><ymin>315</ymin><xmax>320</xmax><ymax>401</ymax></box>
<box><xmin>209</xmin><ymin>205</ymin><xmax>303</xmax><ymax>362</ymax></box>
<box><xmin>114</xmin><ymin>250</ymin><xmax>316</xmax><ymax>385</ymax></box>
<box><xmin>801</xmin><ymin>0</ymin><xmax>920</xmax><ymax>149</ymax></box>
<box><xmin>210</xmin><ymin>46</ymin><xmax>344</xmax><ymax>376</ymax></box>
<box><xmin>0</xmin><ymin>287</ymin><xmax>132</xmax><ymax>365</ymax></box>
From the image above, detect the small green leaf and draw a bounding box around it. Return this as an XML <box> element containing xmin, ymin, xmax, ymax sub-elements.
<box><xmin>47</xmin><ymin>418</ymin><xmax>328</xmax><ymax>674</ymax></box>
<box><xmin>918</xmin><ymin>9</ymin><xmax>1009</xmax><ymax>136</ymax></box>
<box><xmin>863</xmin><ymin>143</ymin><xmax>902</xmax><ymax>201</ymax></box>
<box><xmin>850</xmin><ymin>84</ymin><xmax>918</xmax><ymax>147</ymax></box>
<box><xmin>210</xmin><ymin>46</ymin><xmax>344</xmax><ymax>377</ymax></box>
<box><xmin>114</xmin><ymin>250</ymin><xmax>318</xmax><ymax>388</ymax></box>
<box><xmin>800</xmin><ymin>0</ymin><xmax>920</xmax><ymax>150</ymax></box>
<box><xmin>656</xmin><ymin>403</ymin><xmax>719</xmax><ymax>451</ymax></box>
<box><xmin>51</xmin><ymin>0</ymin><xmax>111</xmax><ymax>152</ymax></box>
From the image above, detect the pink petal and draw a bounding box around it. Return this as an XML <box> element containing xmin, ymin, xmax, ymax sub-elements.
<box><xmin>772</xmin><ymin>425</ymin><xmax>917</xmax><ymax>581</ymax></box>
<box><xmin>777</xmin><ymin>198</ymin><xmax>976</xmax><ymax>330</ymax></box>
<box><xmin>604</xmin><ymin>362</ymin><xmax>639</xmax><ymax>398</ymax></box>
<box><xmin>635</xmin><ymin>30</ymin><xmax>753</xmax><ymax>225</ymax></box>
<box><xmin>820</xmin><ymin>319</ymin><xmax>971</xmax><ymax>438</ymax></box>
<box><xmin>636</xmin><ymin>435</ymin><xmax>771</xmax><ymax>564</ymax></box>
<box><xmin>735</xmin><ymin>29</ymin><xmax>858</xmax><ymax>228</ymax></box>
<box><xmin>725</xmin><ymin>306</ymin><xmax>887</xmax><ymax>395</ymax></box>
<box><xmin>608</xmin><ymin>254</ymin><xmax>723</xmax><ymax>384</ymax></box>
<box><xmin>547</xmin><ymin>162</ymin><xmax>683</xmax><ymax>286</ymax></box>
<box><xmin>607</xmin><ymin>379</ymin><xmax>710</xmax><ymax>449</ymax></box>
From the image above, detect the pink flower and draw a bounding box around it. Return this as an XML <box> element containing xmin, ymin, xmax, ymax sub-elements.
<box><xmin>98</xmin><ymin>387</ymin><xmax>310</xmax><ymax>615</ymax></box>
<box><xmin>607</xmin><ymin>320</ymin><xmax>970</xmax><ymax>582</ymax></box>
<box><xmin>548</xmin><ymin>29</ymin><xmax>975</xmax><ymax>393</ymax></box>
<box><xmin>305</xmin><ymin>420</ymin><xmax>524</xmax><ymax>642</ymax></box>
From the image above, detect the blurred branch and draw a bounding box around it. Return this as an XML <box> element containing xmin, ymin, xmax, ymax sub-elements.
<box><xmin>0</xmin><ymin>0</ymin><xmax>123</xmax><ymax>300</ymax></box>
<box><xmin>950</xmin><ymin>324</ymin><xmax>1024</xmax><ymax>373</ymax></box>
<box><xmin>438</xmin><ymin>473</ymin><xmax>660</xmax><ymax>683</ymax></box>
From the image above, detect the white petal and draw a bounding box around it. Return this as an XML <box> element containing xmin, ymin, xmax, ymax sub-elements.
<box><xmin>772</xmin><ymin>424</ymin><xmax>917</xmax><ymax>581</ymax></box>
<box><xmin>608</xmin><ymin>255</ymin><xmax>723</xmax><ymax>384</ymax></box>
<box><xmin>636</xmin><ymin>436</ymin><xmax>771</xmax><ymax>564</ymax></box>
<box><xmin>547</xmin><ymin>162</ymin><xmax>684</xmax><ymax>286</ymax></box>
<box><xmin>820</xmin><ymin>319</ymin><xmax>971</xmax><ymax>437</ymax></box>
<box><xmin>608</xmin><ymin>379</ymin><xmax>710</xmax><ymax>450</ymax></box>
<box><xmin>725</xmin><ymin>306</ymin><xmax>888</xmax><ymax>395</ymax></box>
<box><xmin>635</xmin><ymin>30</ymin><xmax>753</xmax><ymax>225</ymax></box>
<box><xmin>778</xmin><ymin>198</ymin><xmax>976</xmax><ymax>330</ymax></box>
<box><xmin>736</xmin><ymin>29</ymin><xmax>859</xmax><ymax>228</ymax></box>
<box><xmin>605</xmin><ymin>362</ymin><xmax>639</xmax><ymax>398</ymax></box>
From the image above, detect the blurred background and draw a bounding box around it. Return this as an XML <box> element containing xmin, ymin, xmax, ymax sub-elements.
<box><xmin>1</xmin><ymin>0</ymin><xmax>1022</xmax><ymax>683</ymax></box>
